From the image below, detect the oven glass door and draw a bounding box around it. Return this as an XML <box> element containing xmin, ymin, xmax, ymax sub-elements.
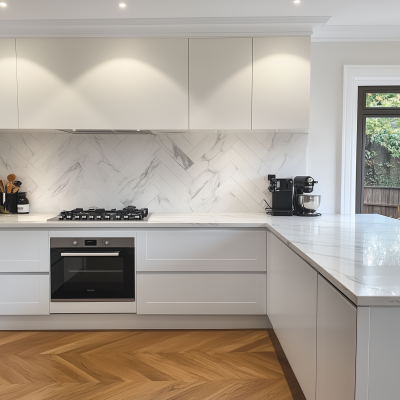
<box><xmin>51</xmin><ymin>247</ymin><xmax>135</xmax><ymax>301</ymax></box>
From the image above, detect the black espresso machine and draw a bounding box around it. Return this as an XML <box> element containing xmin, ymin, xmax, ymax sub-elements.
<box><xmin>266</xmin><ymin>175</ymin><xmax>321</xmax><ymax>216</ymax></box>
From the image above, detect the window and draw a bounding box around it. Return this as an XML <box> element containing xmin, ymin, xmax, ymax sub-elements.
<box><xmin>356</xmin><ymin>87</ymin><xmax>400</xmax><ymax>216</ymax></box>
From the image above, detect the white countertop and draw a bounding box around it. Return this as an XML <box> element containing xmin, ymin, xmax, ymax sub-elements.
<box><xmin>1</xmin><ymin>212</ymin><xmax>400</xmax><ymax>307</ymax></box>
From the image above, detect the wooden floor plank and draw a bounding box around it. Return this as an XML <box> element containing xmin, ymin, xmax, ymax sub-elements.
<box><xmin>0</xmin><ymin>329</ymin><xmax>304</xmax><ymax>400</ymax></box>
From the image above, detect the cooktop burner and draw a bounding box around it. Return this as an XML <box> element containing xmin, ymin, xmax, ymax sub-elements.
<box><xmin>47</xmin><ymin>206</ymin><xmax>150</xmax><ymax>221</ymax></box>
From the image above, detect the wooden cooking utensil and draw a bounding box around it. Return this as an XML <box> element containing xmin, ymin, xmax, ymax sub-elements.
<box><xmin>0</xmin><ymin>179</ymin><xmax>5</xmax><ymax>192</ymax></box>
<box><xmin>11</xmin><ymin>186</ymin><xmax>19</xmax><ymax>193</ymax></box>
<box><xmin>7</xmin><ymin>174</ymin><xmax>15</xmax><ymax>183</ymax></box>
<box><xmin>7</xmin><ymin>182</ymin><xmax>13</xmax><ymax>193</ymax></box>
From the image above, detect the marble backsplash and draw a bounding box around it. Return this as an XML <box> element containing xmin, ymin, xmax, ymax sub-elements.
<box><xmin>0</xmin><ymin>131</ymin><xmax>307</xmax><ymax>213</ymax></box>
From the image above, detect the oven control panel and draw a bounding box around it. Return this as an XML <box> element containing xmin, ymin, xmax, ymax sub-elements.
<box><xmin>51</xmin><ymin>237</ymin><xmax>134</xmax><ymax>248</ymax></box>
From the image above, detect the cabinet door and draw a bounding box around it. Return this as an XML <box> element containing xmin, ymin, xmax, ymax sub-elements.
<box><xmin>252</xmin><ymin>37</ymin><xmax>310</xmax><ymax>130</ymax></box>
<box><xmin>316</xmin><ymin>275</ymin><xmax>356</xmax><ymax>400</ymax></box>
<box><xmin>189</xmin><ymin>38</ymin><xmax>252</xmax><ymax>129</ymax></box>
<box><xmin>0</xmin><ymin>274</ymin><xmax>49</xmax><ymax>315</ymax></box>
<box><xmin>0</xmin><ymin>230</ymin><xmax>49</xmax><ymax>272</ymax></box>
<box><xmin>285</xmin><ymin>247</ymin><xmax>317</xmax><ymax>400</ymax></box>
<box><xmin>137</xmin><ymin>272</ymin><xmax>266</xmax><ymax>315</ymax></box>
<box><xmin>17</xmin><ymin>38</ymin><xmax>188</xmax><ymax>129</ymax></box>
<box><xmin>137</xmin><ymin>229</ymin><xmax>266</xmax><ymax>272</ymax></box>
<box><xmin>267</xmin><ymin>232</ymin><xmax>317</xmax><ymax>400</ymax></box>
<box><xmin>267</xmin><ymin>232</ymin><xmax>287</xmax><ymax>338</ymax></box>
<box><xmin>0</xmin><ymin>39</ymin><xmax>18</xmax><ymax>128</ymax></box>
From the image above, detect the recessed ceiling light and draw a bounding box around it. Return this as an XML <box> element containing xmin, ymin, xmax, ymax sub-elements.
<box><xmin>0</xmin><ymin>3</ymin><xmax>7</xmax><ymax>7</ymax></box>
<box><xmin>294</xmin><ymin>0</ymin><xmax>300</xmax><ymax>3</ymax></box>
<box><xmin>119</xmin><ymin>3</ymin><xmax>126</xmax><ymax>8</ymax></box>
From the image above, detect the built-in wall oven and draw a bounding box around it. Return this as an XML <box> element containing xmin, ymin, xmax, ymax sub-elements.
<box><xmin>50</xmin><ymin>237</ymin><xmax>135</xmax><ymax>313</ymax></box>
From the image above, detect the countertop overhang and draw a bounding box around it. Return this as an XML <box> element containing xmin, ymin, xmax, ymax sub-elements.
<box><xmin>1</xmin><ymin>212</ymin><xmax>399</xmax><ymax>307</ymax></box>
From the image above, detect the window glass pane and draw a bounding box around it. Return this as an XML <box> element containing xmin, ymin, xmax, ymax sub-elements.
<box><xmin>364</xmin><ymin>117</ymin><xmax>400</xmax><ymax>218</ymax></box>
<box><xmin>366</xmin><ymin>93</ymin><xmax>400</xmax><ymax>108</ymax></box>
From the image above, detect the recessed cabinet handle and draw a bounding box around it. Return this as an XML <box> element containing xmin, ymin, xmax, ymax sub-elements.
<box><xmin>60</xmin><ymin>252</ymin><xmax>120</xmax><ymax>257</ymax></box>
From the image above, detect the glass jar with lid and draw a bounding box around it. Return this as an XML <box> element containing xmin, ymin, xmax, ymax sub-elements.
<box><xmin>17</xmin><ymin>192</ymin><xmax>30</xmax><ymax>214</ymax></box>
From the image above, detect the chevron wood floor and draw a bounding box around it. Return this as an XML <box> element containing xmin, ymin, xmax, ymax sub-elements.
<box><xmin>0</xmin><ymin>329</ymin><xmax>305</xmax><ymax>400</ymax></box>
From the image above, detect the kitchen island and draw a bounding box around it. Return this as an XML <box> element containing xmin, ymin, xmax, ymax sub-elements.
<box><xmin>0</xmin><ymin>212</ymin><xmax>399</xmax><ymax>399</ymax></box>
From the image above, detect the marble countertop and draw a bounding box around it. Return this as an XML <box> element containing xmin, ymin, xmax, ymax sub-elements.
<box><xmin>1</xmin><ymin>212</ymin><xmax>400</xmax><ymax>307</ymax></box>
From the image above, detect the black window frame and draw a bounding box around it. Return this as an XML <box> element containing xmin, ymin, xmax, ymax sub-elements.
<box><xmin>356</xmin><ymin>86</ymin><xmax>400</xmax><ymax>214</ymax></box>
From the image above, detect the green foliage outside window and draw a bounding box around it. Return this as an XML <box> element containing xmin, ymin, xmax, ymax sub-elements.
<box><xmin>364</xmin><ymin>93</ymin><xmax>400</xmax><ymax>187</ymax></box>
<box><xmin>366</xmin><ymin>93</ymin><xmax>400</xmax><ymax>107</ymax></box>
<box><xmin>365</xmin><ymin>116</ymin><xmax>400</xmax><ymax>186</ymax></box>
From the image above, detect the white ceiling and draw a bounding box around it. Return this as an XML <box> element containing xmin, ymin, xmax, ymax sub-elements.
<box><xmin>0</xmin><ymin>0</ymin><xmax>400</xmax><ymax>41</ymax></box>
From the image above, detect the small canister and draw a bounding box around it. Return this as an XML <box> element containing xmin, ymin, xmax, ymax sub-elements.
<box><xmin>17</xmin><ymin>192</ymin><xmax>30</xmax><ymax>214</ymax></box>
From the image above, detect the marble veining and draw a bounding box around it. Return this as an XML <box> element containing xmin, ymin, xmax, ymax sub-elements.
<box><xmin>0</xmin><ymin>131</ymin><xmax>307</xmax><ymax>213</ymax></box>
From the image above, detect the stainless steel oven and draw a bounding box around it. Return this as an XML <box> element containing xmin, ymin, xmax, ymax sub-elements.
<box><xmin>50</xmin><ymin>237</ymin><xmax>135</xmax><ymax>302</ymax></box>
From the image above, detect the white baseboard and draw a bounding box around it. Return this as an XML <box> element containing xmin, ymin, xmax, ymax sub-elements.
<box><xmin>0</xmin><ymin>314</ymin><xmax>271</xmax><ymax>330</ymax></box>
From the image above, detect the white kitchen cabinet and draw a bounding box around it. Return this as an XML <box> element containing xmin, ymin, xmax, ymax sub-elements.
<box><xmin>0</xmin><ymin>274</ymin><xmax>49</xmax><ymax>315</ymax></box>
<box><xmin>189</xmin><ymin>38</ymin><xmax>252</xmax><ymax>129</ymax></box>
<box><xmin>252</xmin><ymin>37</ymin><xmax>311</xmax><ymax>130</ymax></box>
<box><xmin>137</xmin><ymin>229</ymin><xmax>266</xmax><ymax>272</ymax></box>
<box><xmin>267</xmin><ymin>232</ymin><xmax>317</xmax><ymax>400</ymax></box>
<box><xmin>0</xmin><ymin>230</ymin><xmax>49</xmax><ymax>272</ymax></box>
<box><xmin>0</xmin><ymin>39</ymin><xmax>18</xmax><ymax>129</ymax></box>
<box><xmin>137</xmin><ymin>272</ymin><xmax>266</xmax><ymax>315</ymax></box>
<box><xmin>316</xmin><ymin>275</ymin><xmax>356</xmax><ymax>400</ymax></box>
<box><xmin>16</xmin><ymin>38</ymin><xmax>188</xmax><ymax>129</ymax></box>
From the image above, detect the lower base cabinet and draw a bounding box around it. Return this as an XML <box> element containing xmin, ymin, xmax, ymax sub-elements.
<box><xmin>0</xmin><ymin>274</ymin><xmax>49</xmax><ymax>315</ymax></box>
<box><xmin>267</xmin><ymin>232</ymin><xmax>357</xmax><ymax>400</ymax></box>
<box><xmin>317</xmin><ymin>275</ymin><xmax>356</xmax><ymax>400</ymax></box>
<box><xmin>267</xmin><ymin>232</ymin><xmax>317</xmax><ymax>400</ymax></box>
<box><xmin>137</xmin><ymin>272</ymin><xmax>266</xmax><ymax>315</ymax></box>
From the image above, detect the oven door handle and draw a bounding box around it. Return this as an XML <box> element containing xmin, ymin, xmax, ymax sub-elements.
<box><xmin>60</xmin><ymin>252</ymin><xmax>120</xmax><ymax>257</ymax></box>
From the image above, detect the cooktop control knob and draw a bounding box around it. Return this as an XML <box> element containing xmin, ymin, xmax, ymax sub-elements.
<box><xmin>72</xmin><ymin>240</ymin><xmax>78</xmax><ymax>246</ymax></box>
<box><xmin>104</xmin><ymin>240</ymin><xmax>110</xmax><ymax>245</ymax></box>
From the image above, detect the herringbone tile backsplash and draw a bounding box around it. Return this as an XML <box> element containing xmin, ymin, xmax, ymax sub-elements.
<box><xmin>0</xmin><ymin>131</ymin><xmax>307</xmax><ymax>213</ymax></box>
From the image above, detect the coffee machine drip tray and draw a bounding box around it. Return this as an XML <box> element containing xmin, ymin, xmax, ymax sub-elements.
<box><xmin>294</xmin><ymin>212</ymin><xmax>322</xmax><ymax>217</ymax></box>
<box><xmin>271</xmin><ymin>209</ymin><xmax>293</xmax><ymax>216</ymax></box>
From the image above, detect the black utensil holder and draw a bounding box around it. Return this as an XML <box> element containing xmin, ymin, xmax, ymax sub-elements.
<box><xmin>4</xmin><ymin>193</ymin><xmax>17</xmax><ymax>214</ymax></box>
<box><xmin>0</xmin><ymin>193</ymin><xmax>5</xmax><ymax>213</ymax></box>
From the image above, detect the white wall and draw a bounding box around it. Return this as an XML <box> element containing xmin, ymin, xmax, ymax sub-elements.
<box><xmin>309</xmin><ymin>42</ymin><xmax>400</xmax><ymax>213</ymax></box>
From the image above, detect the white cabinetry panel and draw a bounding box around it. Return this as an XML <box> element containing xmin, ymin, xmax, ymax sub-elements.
<box><xmin>0</xmin><ymin>39</ymin><xmax>18</xmax><ymax>129</ymax></box>
<box><xmin>0</xmin><ymin>230</ymin><xmax>48</xmax><ymax>272</ymax></box>
<box><xmin>189</xmin><ymin>38</ymin><xmax>252</xmax><ymax>129</ymax></box>
<box><xmin>316</xmin><ymin>275</ymin><xmax>356</xmax><ymax>400</ymax></box>
<box><xmin>285</xmin><ymin>247</ymin><xmax>317</xmax><ymax>400</ymax></box>
<box><xmin>253</xmin><ymin>37</ymin><xmax>310</xmax><ymax>130</ymax></box>
<box><xmin>0</xmin><ymin>274</ymin><xmax>49</xmax><ymax>315</ymax></box>
<box><xmin>137</xmin><ymin>272</ymin><xmax>266</xmax><ymax>315</ymax></box>
<box><xmin>267</xmin><ymin>232</ymin><xmax>317</xmax><ymax>400</ymax></box>
<box><xmin>137</xmin><ymin>229</ymin><xmax>266</xmax><ymax>272</ymax></box>
<box><xmin>17</xmin><ymin>38</ymin><xmax>188</xmax><ymax>129</ymax></box>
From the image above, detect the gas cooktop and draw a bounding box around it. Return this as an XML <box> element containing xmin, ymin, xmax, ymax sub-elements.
<box><xmin>47</xmin><ymin>206</ymin><xmax>150</xmax><ymax>221</ymax></box>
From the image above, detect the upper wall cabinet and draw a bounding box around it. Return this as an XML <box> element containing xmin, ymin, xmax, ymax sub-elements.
<box><xmin>0</xmin><ymin>39</ymin><xmax>18</xmax><ymax>129</ymax></box>
<box><xmin>252</xmin><ymin>37</ymin><xmax>311</xmax><ymax>130</ymax></box>
<box><xmin>189</xmin><ymin>38</ymin><xmax>252</xmax><ymax>130</ymax></box>
<box><xmin>16</xmin><ymin>38</ymin><xmax>188</xmax><ymax>130</ymax></box>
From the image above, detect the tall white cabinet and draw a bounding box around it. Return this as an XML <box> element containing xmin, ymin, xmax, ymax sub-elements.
<box><xmin>189</xmin><ymin>38</ymin><xmax>252</xmax><ymax>129</ymax></box>
<box><xmin>0</xmin><ymin>39</ymin><xmax>18</xmax><ymax>129</ymax></box>
<box><xmin>16</xmin><ymin>38</ymin><xmax>189</xmax><ymax>129</ymax></box>
<box><xmin>252</xmin><ymin>37</ymin><xmax>311</xmax><ymax>130</ymax></box>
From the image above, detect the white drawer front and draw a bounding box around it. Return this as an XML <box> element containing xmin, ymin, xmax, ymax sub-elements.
<box><xmin>137</xmin><ymin>272</ymin><xmax>266</xmax><ymax>315</ymax></box>
<box><xmin>0</xmin><ymin>231</ymin><xmax>49</xmax><ymax>272</ymax></box>
<box><xmin>0</xmin><ymin>274</ymin><xmax>49</xmax><ymax>315</ymax></box>
<box><xmin>137</xmin><ymin>230</ymin><xmax>266</xmax><ymax>272</ymax></box>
